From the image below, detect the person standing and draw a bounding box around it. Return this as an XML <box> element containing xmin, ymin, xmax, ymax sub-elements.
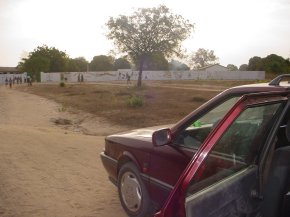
<box><xmin>126</xmin><ymin>73</ymin><xmax>131</xmax><ymax>85</ymax></box>
<box><xmin>77</xmin><ymin>74</ymin><xmax>81</xmax><ymax>83</ymax></box>
<box><xmin>80</xmin><ymin>74</ymin><xmax>84</xmax><ymax>83</ymax></box>
<box><xmin>5</xmin><ymin>77</ymin><xmax>8</xmax><ymax>87</ymax></box>
<box><xmin>9</xmin><ymin>78</ymin><xmax>12</xmax><ymax>88</ymax></box>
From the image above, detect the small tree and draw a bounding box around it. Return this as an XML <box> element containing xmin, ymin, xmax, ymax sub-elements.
<box><xmin>89</xmin><ymin>55</ymin><xmax>114</xmax><ymax>71</ymax></box>
<box><xmin>113</xmin><ymin>57</ymin><xmax>131</xmax><ymax>70</ymax></box>
<box><xmin>67</xmin><ymin>57</ymin><xmax>88</xmax><ymax>72</ymax></box>
<box><xmin>248</xmin><ymin>56</ymin><xmax>264</xmax><ymax>71</ymax></box>
<box><xmin>141</xmin><ymin>52</ymin><xmax>169</xmax><ymax>70</ymax></box>
<box><xmin>106</xmin><ymin>5</ymin><xmax>194</xmax><ymax>87</ymax></box>
<box><xmin>227</xmin><ymin>64</ymin><xmax>238</xmax><ymax>71</ymax></box>
<box><xmin>239</xmin><ymin>64</ymin><xmax>248</xmax><ymax>71</ymax></box>
<box><xmin>169</xmin><ymin>59</ymin><xmax>190</xmax><ymax>71</ymax></box>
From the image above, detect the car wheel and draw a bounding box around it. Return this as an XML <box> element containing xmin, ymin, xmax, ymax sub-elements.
<box><xmin>118</xmin><ymin>162</ymin><xmax>152</xmax><ymax>217</ymax></box>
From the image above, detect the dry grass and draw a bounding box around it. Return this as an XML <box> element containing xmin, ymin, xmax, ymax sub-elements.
<box><xmin>16</xmin><ymin>80</ymin><xmax>262</xmax><ymax>129</ymax></box>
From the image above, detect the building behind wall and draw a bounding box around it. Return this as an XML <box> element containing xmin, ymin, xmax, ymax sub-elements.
<box><xmin>197</xmin><ymin>64</ymin><xmax>229</xmax><ymax>72</ymax></box>
<box><xmin>0</xmin><ymin>67</ymin><xmax>20</xmax><ymax>74</ymax></box>
<box><xmin>0</xmin><ymin>67</ymin><xmax>25</xmax><ymax>84</ymax></box>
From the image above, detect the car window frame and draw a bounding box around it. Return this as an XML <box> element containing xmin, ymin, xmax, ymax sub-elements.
<box><xmin>172</xmin><ymin>96</ymin><xmax>242</xmax><ymax>150</ymax></box>
<box><xmin>185</xmin><ymin>101</ymin><xmax>284</xmax><ymax>196</ymax></box>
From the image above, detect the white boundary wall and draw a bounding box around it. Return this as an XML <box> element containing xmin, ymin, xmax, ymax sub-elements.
<box><xmin>40</xmin><ymin>70</ymin><xmax>265</xmax><ymax>83</ymax></box>
<box><xmin>0</xmin><ymin>73</ymin><xmax>27</xmax><ymax>84</ymax></box>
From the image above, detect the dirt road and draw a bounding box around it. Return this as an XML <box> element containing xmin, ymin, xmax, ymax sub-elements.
<box><xmin>0</xmin><ymin>85</ymin><xmax>127</xmax><ymax>217</ymax></box>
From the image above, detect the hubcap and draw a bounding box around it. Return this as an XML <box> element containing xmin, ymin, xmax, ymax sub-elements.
<box><xmin>120</xmin><ymin>171</ymin><xmax>142</xmax><ymax>212</ymax></box>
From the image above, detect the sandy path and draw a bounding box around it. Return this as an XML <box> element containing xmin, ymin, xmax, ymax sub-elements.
<box><xmin>0</xmin><ymin>85</ymin><xmax>127</xmax><ymax>217</ymax></box>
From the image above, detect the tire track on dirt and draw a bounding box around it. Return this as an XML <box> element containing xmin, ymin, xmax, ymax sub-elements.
<box><xmin>0</xmin><ymin>86</ymin><xmax>127</xmax><ymax>217</ymax></box>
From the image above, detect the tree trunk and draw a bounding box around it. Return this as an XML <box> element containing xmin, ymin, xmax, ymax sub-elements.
<box><xmin>137</xmin><ymin>58</ymin><xmax>144</xmax><ymax>88</ymax></box>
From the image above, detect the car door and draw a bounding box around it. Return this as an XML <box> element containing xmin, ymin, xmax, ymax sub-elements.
<box><xmin>154</xmin><ymin>93</ymin><xmax>288</xmax><ymax>217</ymax></box>
<box><xmin>148</xmin><ymin>97</ymin><xmax>241</xmax><ymax>208</ymax></box>
<box><xmin>185</xmin><ymin>95</ymin><xmax>287</xmax><ymax>217</ymax></box>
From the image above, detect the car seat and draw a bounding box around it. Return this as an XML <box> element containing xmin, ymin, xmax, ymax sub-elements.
<box><xmin>260</xmin><ymin>120</ymin><xmax>290</xmax><ymax>217</ymax></box>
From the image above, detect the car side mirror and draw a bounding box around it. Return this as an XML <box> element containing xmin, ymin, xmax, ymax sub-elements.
<box><xmin>152</xmin><ymin>128</ymin><xmax>172</xmax><ymax>147</ymax></box>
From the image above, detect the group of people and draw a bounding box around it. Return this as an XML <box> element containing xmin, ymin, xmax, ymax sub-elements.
<box><xmin>77</xmin><ymin>73</ymin><xmax>84</xmax><ymax>83</ymax></box>
<box><xmin>118</xmin><ymin>72</ymin><xmax>132</xmax><ymax>84</ymax></box>
<box><xmin>4</xmin><ymin>76</ymin><xmax>32</xmax><ymax>88</ymax></box>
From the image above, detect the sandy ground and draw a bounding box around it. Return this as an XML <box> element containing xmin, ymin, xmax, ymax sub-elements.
<box><xmin>0</xmin><ymin>85</ymin><xmax>127</xmax><ymax>217</ymax></box>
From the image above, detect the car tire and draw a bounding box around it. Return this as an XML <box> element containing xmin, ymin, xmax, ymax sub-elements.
<box><xmin>118</xmin><ymin>162</ymin><xmax>152</xmax><ymax>217</ymax></box>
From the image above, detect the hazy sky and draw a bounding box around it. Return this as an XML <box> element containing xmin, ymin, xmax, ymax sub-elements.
<box><xmin>0</xmin><ymin>0</ymin><xmax>289</xmax><ymax>67</ymax></box>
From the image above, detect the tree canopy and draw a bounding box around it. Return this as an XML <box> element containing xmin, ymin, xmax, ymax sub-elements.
<box><xmin>89</xmin><ymin>55</ymin><xmax>114</xmax><ymax>71</ymax></box>
<box><xmin>67</xmin><ymin>57</ymin><xmax>88</xmax><ymax>72</ymax></box>
<box><xmin>113</xmin><ymin>57</ymin><xmax>132</xmax><ymax>70</ymax></box>
<box><xmin>263</xmin><ymin>54</ymin><xmax>289</xmax><ymax>74</ymax></box>
<box><xmin>169</xmin><ymin>59</ymin><xmax>190</xmax><ymax>71</ymax></box>
<box><xmin>18</xmin><ymin>45</ymin><xmax>70</xmax><ymax>81</ymax></box>
<box><xmin>106</xmin><ymin>5</ymin><xmax>194</xmax><ymax>86</ymax></box>
<box><xmin>189</xmin><ymin>48</ymin><xmax>219</xmax><ymax>69</ymax></box>
<box><xmin>247</xmin><ymin>54</ymin><xmax>290</xmax><ymax>74</ymax></box>
<box><xmin>248</xmin><ymin>56</ymin><xmax>264</xmax><ymax>71</ymax></box>
<box><xmin>227</xmin><ymin>64</ymin><xmax>238</xmax><ymax>71</ymax></box>
<box><xmin>141</xmin><ymin>52</ymin><xmax>169</xmax><ymax>70</ymax></box>
<box><xmin>239</xmin><ymin>64</ymin><xmax>248</xmax><ymax>71</ymax></box>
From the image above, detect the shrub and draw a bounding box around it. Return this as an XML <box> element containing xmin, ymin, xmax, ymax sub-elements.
<box><xmin>127</xmin><ymin>95</ymin><xmax>144</xmax><ymax>108</ymax></box>
<box><xmin>59</xmin><ymin>81</ymin><xmax>65</xmax><ymax>87</ymax></box>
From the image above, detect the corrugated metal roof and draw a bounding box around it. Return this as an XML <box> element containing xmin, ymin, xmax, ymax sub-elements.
<box><xmin>197</xmin><ymin>64</ymin><xmax>228</xmax><ymax>71</ymax></box>
<box><xmin>0</xmin><ymin>67</ymin><xmax>20</xmax><ymax>73</ymax></box>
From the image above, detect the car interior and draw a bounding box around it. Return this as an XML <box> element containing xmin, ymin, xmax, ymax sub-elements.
<box><xmin>260</xmin><ymin>112</ymin><xmax>290</xmax><ymax>217</ymax></box>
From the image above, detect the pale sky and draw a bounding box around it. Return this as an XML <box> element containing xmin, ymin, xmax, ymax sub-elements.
<box><xmin>0</xmin><ymin>0</ymin><xmax>289</xmax><ymax>67</ymax></box>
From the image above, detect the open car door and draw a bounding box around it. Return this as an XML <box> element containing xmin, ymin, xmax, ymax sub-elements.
<box><xmin>154</xmin><ymin>92</ymin><xmax>290</xmax><ymax>217</ymax></box>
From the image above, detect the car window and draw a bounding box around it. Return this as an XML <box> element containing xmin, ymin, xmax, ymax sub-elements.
<box><xmin>176</xmin><ymin>97</ymin><xmax>240</xmax><ymax>149</ymax></box>
<box><xmin>186</xmin><ymin>102</ymin><xmax>282</xmax><ymax>195</ymax></box>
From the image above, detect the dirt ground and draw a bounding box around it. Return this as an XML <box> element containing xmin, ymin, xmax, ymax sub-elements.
<box><xmin>0</xmin><ymin>85</ymin><xmax>128</xmax><ymax>217</ymax></box>
<box><xmin>16</xmin><ymin>82</ymin><xmax>226</xmax><ymax>129</ymax></box>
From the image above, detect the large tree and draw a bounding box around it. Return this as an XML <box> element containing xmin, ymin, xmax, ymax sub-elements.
<box><xmin>189</xmin><ymin>48</ymin><xmax>219</xmax><ymax>69</ymax></box>
<box><xmin>18</xmin><ymin>45</ymin><xmax>69</xmax><ymax>81</ymax></box>
<box><xmin>247</xmin><ymin>54</ymin><xmax>290</xmax><ymax>74</ymax></box>
<box><xmin>263</xmin><ymin>54</ymin><xmax>289</xmax><ymax>74</ymax></box>
<box><xmin>106</xmin><ymin>5</ymin><xmax>194</xmax><ymax>87</ymax></box>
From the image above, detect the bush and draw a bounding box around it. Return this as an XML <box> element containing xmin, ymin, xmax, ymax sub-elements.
<box><xmin>127</xmin><ymin>95</ymin><xmax>144</xmax><ymax>108</ymax></box>
<box><xmin>59</xmin><ymin>81</ymin><xmax>65</xmax><ymax>87</ymax></box>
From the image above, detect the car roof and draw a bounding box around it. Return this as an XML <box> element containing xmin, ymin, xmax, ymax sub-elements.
<box><xmin>228</xmin><ymin>82</ymin><xmax>290</xmax><ymax>94</ymax></box>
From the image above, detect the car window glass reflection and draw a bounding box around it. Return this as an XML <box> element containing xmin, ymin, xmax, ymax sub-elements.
<box><xmin>176</xmin><ymin>97</ymin><xmax>240</xmax><ymax>149</ymax></box>
<box><xmin>186</xmin><ymin>102</ymin><xmax>282</xmax><ymax>195</ymax></box>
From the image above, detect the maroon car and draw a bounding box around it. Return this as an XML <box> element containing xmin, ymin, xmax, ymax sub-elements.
<box><xmin>100</xmin><ymin>75</ymin><xmax>290</xmax><ymax>217</ymax></box>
